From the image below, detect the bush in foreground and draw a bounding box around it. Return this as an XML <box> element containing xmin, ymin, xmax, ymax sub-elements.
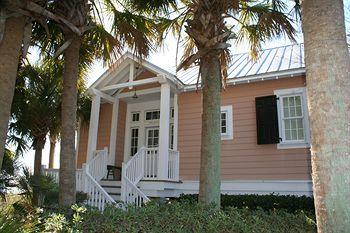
<box><xmin>79</xmin><ymin>202</ymin><xmax>316</xmax><ymax>233</ymax></box>
<box><xmin>174</xmin><ymin>194</ymin><xmax>315</xmax><ymax>214</ymax></box>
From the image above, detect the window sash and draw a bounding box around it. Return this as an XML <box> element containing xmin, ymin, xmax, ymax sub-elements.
<box><xmin>221</xmin><ymin>111</ymin><xmax>228</xmax><ymax>135</ymax></box>
<box><xmin>280</xmin><ymin>94</ymin><xmax>306</xmax><ymax>142</ymax></box>
<box><xmin>130</xmin><ymin>128</ymin><xmax>139</xmax><ymax>156</ymax></box>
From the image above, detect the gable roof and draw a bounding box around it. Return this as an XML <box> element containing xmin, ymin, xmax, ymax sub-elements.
<box><xmin>177</xmin><ymin>43</ymin><xmax>305</xmax><ymax>86</ymax></box>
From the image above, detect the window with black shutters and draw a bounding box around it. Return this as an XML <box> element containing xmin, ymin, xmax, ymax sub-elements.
<box><xmin>255</xmin><ymin>95</ymin><xmax>280</xmax><ymax>144</ymax></box>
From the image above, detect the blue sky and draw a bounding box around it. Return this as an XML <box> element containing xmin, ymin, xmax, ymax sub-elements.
<box><xmin>19</xmin><ymin>1</ymin><xmax>350</xmax><ymax>171</ymax></box>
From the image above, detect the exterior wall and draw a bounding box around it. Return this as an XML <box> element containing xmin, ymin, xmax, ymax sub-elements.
<box><xmin>76</xmin><ymin>100</ymin><xmax>127</xmax><ymax>168</ymax></box>
<box><xmin>178</xmin><ymin>76</ymin><xmax>312</xmax><ymax>181</ymax></box>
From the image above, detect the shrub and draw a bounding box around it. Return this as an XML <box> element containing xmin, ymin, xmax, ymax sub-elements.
<box><xmin>17</xmin><ymin>168</ymin><xmax>87</xmax><ymax>207</ymax></box>
<box><xmin>173</xmin><ymin>194</ymin><xmax>315</xmax><ymax>214</ymax></box>
<box><xmin>79</xmin><ymin>202</ymin><xmax>316</xmax><ymax>233</ymax></box>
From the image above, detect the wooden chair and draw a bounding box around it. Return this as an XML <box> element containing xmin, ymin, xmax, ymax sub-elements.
<box><xmin>106</xmin><ymin>165</ymin><xmax>122</xmax><ymax>180</ymax></box>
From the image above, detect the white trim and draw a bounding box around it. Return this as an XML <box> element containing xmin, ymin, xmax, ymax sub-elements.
<box><xmin>221</xmin><ymin>105</ymin><xmax>233</xmax><ymax>140</ymax></box>
<box><xmin>173</xmin><ymin>94</ymin><xmax>179</xmax><ymax>150</ymax></box>
<box><xmin>91</xmin><ymin>88</ymin><xmax>114</xmax><ymax>103</ymax></box>
<box><xmin>176</xmin><ymin>180</ymin><xmax>313</xmax><ymax>197</ymax></box>
<box><xmin>274</xmin><ymin>87</ymin><xmax>311</xmax><ymax>149</ymax></box>
<box><xmin>118</xmin><ymin>87</ymin><xmax>161</xmax><ymax>99</ymax></box>
<box><xmin>101</xmin><ymin>77</ymin><xmax>161</xmax><ymax>92</ymax></box>
<box><xmin>91</xmin><ymin>57</ymin><xmax>132</xmax><ymax>90</ymax></box>
<box><xmin>128</xmin><ymin>61</ymin><xmax>135</xmax><ymax>89</ymax></box>
<box><xmin>109</xmin><ymin>98</ymin><xmax>119</xmax><ymax>164</ymax></box>
<box><xmin>158</xmin><ymin>83</ymin><xmax>171</xmax><ymax>179</ymax></box>
<box><xmin>86</xmin><ymin>95</ymin><xmax>101</xmax><ymax>162</ymax></box>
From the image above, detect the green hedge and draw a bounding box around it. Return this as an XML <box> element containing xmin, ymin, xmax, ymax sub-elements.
<box><xmin>79</xmin><ymin>202</ymin><xmax>316</xmax><ymax>233</ymax></box>
<box><xmin>173</xmin><ymin>194</ymin><xmax>315</xmax><ymax>213</ymax></box>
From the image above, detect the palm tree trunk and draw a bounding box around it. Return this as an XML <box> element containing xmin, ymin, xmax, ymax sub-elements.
<box><xmin>0</xmin><ymin>16</ymin><xmax>26</xmax><ymax>169</ymax></box>
<box><xmin>198</xmin><ymin>54</ymin><xmax>222</xmax><ymax>208</ymax></box>
<box><xmin>59</xmin><ymin>35</ymin><xmax>81</xmax><ymax>206</ymax></box>
<box><xmin>33</xmin><ymin>139</ymin><xmax>45</xmax><ymax>176</ymax></box>
<box><xmin>48</xmin><ymin>136</ymin><xmax>56</xmax><ymax>169</ymax></box>
<box><xmin>301</xmin><ymin>0</ymin><xmax>350</xmax><ymax>231</ymax></box>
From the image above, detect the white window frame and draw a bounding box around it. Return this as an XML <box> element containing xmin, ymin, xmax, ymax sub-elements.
<box><xmin>145</xmin><ymin>109</ymin><xmax>160</xmax><ymax>121</ymax></box>
<box><xmin>131</xmin><ymin>111</ymin><xmax>140</xmax><ymax>122</ymax></box>
<box><xmin>274</xmin><ymin>87</ymin><xmax>311</xmax><ymax>149</ymax></box>
<box><xmin>221</xmin><ymin>105</ymin><xmax>233</xmax><ymax>140</ymax></box>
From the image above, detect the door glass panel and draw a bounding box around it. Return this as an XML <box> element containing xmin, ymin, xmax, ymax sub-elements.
<box><xmin>146</xmin><ymin>128</ymin><xmax>159</xmax><ymax>148</ymax></box>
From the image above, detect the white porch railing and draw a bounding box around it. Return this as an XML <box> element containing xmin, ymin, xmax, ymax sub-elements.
<box><xmin>143</xmin><ymin>148</ymin><xmax>158</xmax><ymax>180</ymax></box>
<box><xmin>122</xmin><ymin>147</ymin><xmax>150</xmax><ymax>207</ymax></box>
<box><xmin>168</xmin><ymin>149</ymin><xmax>180</xmax><ymax>181</ymax></box>
<box><xmin>42</xmin><ymin>148</ymin><xmax>121</xmax><ymax>211</ymax></box>
<box><xmin>42</xmin><ymin>168</ymin><xmax>85</xmax><ymax>192</ymax></box>
<box><xmin>84</xmin><ymin>148</ymin><xmax>121</xmax><ymax>211</ymax></box>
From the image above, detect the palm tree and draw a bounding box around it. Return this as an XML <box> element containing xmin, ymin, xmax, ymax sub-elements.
<box><xmin>128</xmin><ymin>0</ymin><xmax>296</xmax><ymax>207</ymax></box>
<box><xmin>33</xmin><ymin>0</ymin><xmax>159</xmax><ymax>206</ymax></box>
<box><xmin>9</xmin><ymin>62</ymin><xmax>62</xmax><ymax>176</ymax></box>
<box><xmin>0</xmin><ymin>1</ymin><xmax>83</xmax><ymax>169</ymax></box>
<box><xmin>300</xmin><ymin>0</ymin><xmax>350</xmax><ymax>231</ymax></box>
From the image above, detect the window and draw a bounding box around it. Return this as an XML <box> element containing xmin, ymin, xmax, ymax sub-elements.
<box><xmin>130</xmin><ymin>128</ymin><xmax>139</xmax><ymax>156</ymax></box>
<box><xmin>146</xmin><ymin>128</ymin><xmax>159</xmax><ymax>148</ymax></box>
<box><xmin>132</xmin><ymin>112</ymin><xmax>140</xmax><ymax>122</ymax></box>
<box><xmin>170</xmin><ymin>108</ymin><xmax>174</xmax><ymax>119</ymax></box>
<box><xmin>145</xmin><ymin>110</ymin><xmax>160</xmax><ymax>121</ymax></box>
<box><xmin>169</xmin><ymin>124</ymin><xmax>174</xmax><ymax>149</ymax></box>
<box><xmin>221</xmin><ymin>112</ymin><xmax>227</xmax><ymax>134</ymax></box>
<box><xmin>275</xmin><ymin>88</ymin><xmax>310</xmax><ymax>149</ymax></box>
<box><xmin>221</xmin><ymin>105</ymin><xmax>233</xmax><ymax>140</ymax></box>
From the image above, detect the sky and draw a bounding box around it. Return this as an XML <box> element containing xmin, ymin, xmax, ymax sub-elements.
<box><xmin>18</xmin><ymin>1</ymin><xmax>350</xmax><ymax>172</ymax></box>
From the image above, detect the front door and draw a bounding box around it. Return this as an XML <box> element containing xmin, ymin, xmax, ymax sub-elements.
<box><xmin>144</xmin><ymin>127</ymin><xmax>159</xmax><ymax>178</ymax></box>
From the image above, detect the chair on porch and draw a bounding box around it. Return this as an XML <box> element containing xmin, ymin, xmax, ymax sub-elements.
<box><xmin>106</xmin><ymin>165</ymin><xmax>122</xmax><ymax>180</ymax></box>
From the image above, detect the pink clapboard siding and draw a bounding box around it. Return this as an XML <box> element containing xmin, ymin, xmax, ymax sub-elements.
<box><xmin>178</xmin><ymin>76</ymin><xmax>312</xmax><ymax>181</ymax></box>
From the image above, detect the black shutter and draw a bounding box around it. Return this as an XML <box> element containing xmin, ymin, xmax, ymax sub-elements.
<box><xmin>255</xmin><ymin>95</ymin><xmax>280</xmax><ymax>144</ymax></box>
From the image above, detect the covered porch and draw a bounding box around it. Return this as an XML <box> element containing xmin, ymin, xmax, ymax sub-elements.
<box><xmin>86</xmin><ymin>53</ymin><xmax>182</xmax><ymax>183</ymax></box>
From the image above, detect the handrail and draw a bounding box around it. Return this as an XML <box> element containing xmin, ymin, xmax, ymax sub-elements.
<box><xmin>121</xmin><ymin>147</ymin><xmax>150</xmax><ymax>207</ymax></box>
<box><xmin>83</xmin><ymin>148</ymin><xmax>122</xmax><ymax>211</ymax></box>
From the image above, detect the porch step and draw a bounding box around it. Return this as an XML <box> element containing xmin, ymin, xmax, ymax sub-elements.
<box><xmin>100</xmin><ymin>180</ymin><xmax>122</xmax><ymax>202</ymax></box>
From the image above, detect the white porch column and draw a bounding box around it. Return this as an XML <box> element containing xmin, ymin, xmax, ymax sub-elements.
<box><xmin>109</xmin><ymin>97</ymin><xmax>119</xmax><ymax>165</ymax></box>
<box><xmin>86</xmin><ymin>94</ymin><xmax>101</xmax><ymax>162</ymax></box>
<box><xmin>158</xmin><ymin>82</ymin><xmax>171</xmax><ymax>180</ymax></box>
<box><xmin>173</xmin><ymin>93</ymin><xmax>179</xmax><ymax>151</ymax></box>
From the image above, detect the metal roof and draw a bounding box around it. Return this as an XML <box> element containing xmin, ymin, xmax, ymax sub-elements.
<box><xmin>177</xmin><ymin>43</ymin><xmax>305</xmax><ymax>85</ymax></box>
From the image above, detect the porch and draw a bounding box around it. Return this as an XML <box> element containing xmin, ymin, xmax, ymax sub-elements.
<box><xmin>44</xmin><ymin>54</ymin><xmax>182</xmax><ymax>210</ymax></box>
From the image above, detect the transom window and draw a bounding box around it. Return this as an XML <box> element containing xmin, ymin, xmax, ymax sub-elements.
<box><xmin>130</xmin><ymin>128</ymin><xmax>139</xmax><ymax>156</ymax></box>
<box><xmin>145</xmin><ymin>110</ymin><xmax>160</xmax><ymax>121</ymax></box>
<box><xmin>132</xmin><ymin>112</ymin><xmax>140</xmax><ymax>122</ymax></box>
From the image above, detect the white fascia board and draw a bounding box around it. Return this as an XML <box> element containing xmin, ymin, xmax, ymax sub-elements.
<box><xmin>182</xmin><ymin>68</ymin><xmax>306</xmax><ymax>92</ymax></box>
<box><xmin>101</xmin><ymin>77</ymin><xmax>161</xmax><ymax>92</ymax></box>
<box><xmin>91</xmin><ymin>88</ymin><xmax>115</xmax><ymax>103</ymax></box>
<box><xmin>89</xmin><ymin>53</ymin><xmax>130</xmax><ymax>89</ymax></box>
